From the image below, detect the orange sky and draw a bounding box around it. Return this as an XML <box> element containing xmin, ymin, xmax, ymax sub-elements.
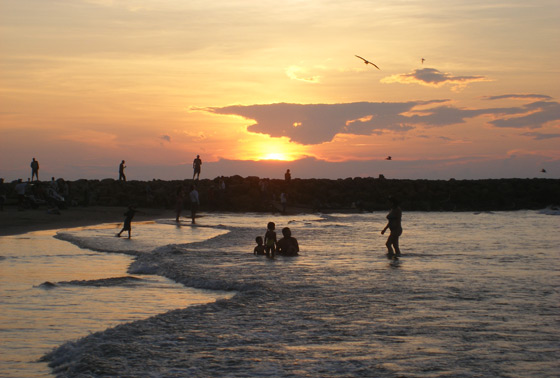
<box><xmin>1</xmin><ymin>0</ymin><xmax>559</xmax><ymax>180</ymax></box>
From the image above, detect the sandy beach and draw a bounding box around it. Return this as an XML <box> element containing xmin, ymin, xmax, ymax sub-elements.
<box><xmin>0</xmin><ymin>206</ymin><xmax>173</xmax><ymax>237</ymax></box>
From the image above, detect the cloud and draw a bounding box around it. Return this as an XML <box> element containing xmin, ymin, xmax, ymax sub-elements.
<box><xmin>285</xmin><ymin>65</ymin><xmax>321</xmax><ymax>83</ymax></box>
<box><xmin>204</xmin><ymin>96</ymin><xmax>560</xmax><ymax>145</ymax></box>
<box><xmin>522</xmin><ymin>132</ymin><xmax>560</xmax><ymax>140</ymax></box>
<box><xmin>382</xmin><ymin>68</ymin><xmax>491</xmax><ymax>91</ymax></box>
<box><xmin>485</xmin><ymin>94</ymin><xmax>552</xmax><ymax>101</ymax></box>
<box><xmin>488</xmin><ymin>101</ymin><xmax>560</xmax><ymax>129</ymax></box>
<box><xmin>205</xmin><ymin>101</ymin><xmax>446</xmax><ymax>145</ymax></box>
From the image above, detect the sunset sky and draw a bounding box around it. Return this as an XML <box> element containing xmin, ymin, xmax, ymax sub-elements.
<box><xmin>1</xmin><ymin>0</ymin><xmax>559</xmax><ymax>181</ymax></box>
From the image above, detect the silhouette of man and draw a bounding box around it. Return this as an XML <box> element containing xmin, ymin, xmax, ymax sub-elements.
<box><xmin>30</xmin><ymin>158</ymin><xmax>39</xmax><ymax>181</ymax></box>
<box><xmin>193</xmin><ymin>155</ymin><xmax>202</xmax><ymax>180</ymax></box>
<box><xmin>119</xmin><ymin>160</ymin><xmax>126</xmax><ymax>181</ymax></box>
<box><xmin>285</xmin><ymin>169</ymin><xmax>291</xmax><ymax>182</ymax></box>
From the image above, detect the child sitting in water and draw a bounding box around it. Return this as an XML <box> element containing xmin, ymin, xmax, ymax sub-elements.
<box><xmin>264</xmin><ymin>221</ymin><xmax>277</xmax><ymax>259</ymax></box>
<box><xmin>254</xmin><ymin>236</ymin><xmax>266</xmax><ymax>255</ymax></box>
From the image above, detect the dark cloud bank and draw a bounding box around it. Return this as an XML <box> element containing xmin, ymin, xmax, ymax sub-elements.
<box><xmin>205</xmin><ymin>96</ymin><xmax>560</xmax><ymax>145</ymax></box>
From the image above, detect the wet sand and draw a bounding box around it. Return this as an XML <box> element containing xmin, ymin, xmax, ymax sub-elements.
<box><xmin>0</xmin><ymin>206</ymin><xmax>173</xmax><ymax>237</ymax></box>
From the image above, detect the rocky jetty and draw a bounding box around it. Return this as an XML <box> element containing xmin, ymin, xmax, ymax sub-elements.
<box><xmin>3</xmin><ymin>176</ymin><xmax>559</xmax><ymax>213</ymax></box>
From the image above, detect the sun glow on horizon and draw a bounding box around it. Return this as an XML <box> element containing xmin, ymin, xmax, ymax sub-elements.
<box><xmin>259</xmin><ymin>152</ymin><xmax>290</xmax><ymax>161</ymax></box>
<box><xmin>239</xmin><ymin>136</ymin><xmax>305</xmax><ymax>162</ymax></box>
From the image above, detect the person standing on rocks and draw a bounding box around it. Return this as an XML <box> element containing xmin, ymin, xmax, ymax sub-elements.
<box><xmin>30</xmin><ymin>158</ymin><xmax>39</xmax><ymax>181</ymax></box>
<box><xmin>193</xmin><ymin>155</ymin><xmax>202</xmax><ymax>180</ymax></box>
<box><xmin>119</xmin><ymin>160</ymin><xmax>127</xmax><ymax>181</ymax></box>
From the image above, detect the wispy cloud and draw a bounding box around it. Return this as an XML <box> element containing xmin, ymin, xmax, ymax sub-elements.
<box><xmin>382</xmin><ymin>68</ymin><xmax>491</xmax><ymax>91</ymax></box>
<box><xmin>285</xmin><ymin>65</ymin><xmax>321</xmax><ymax>83</ymax></box>
<box><xmin>484</xmin><ymin>94</ymin><xmax>552</xmax><ymax>101</ymax></box>
<box><xmin>522</xmin><ymin>132</ymin><xmax>560</xmax><ymax>140</ymax></box>
<box><xmin>488</xmin><ymin>101</ymin><xmax>560</xmax><ymax>129</ymax></box>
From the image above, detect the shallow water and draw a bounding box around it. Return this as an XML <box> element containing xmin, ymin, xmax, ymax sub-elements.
<box><xmin>2</xmin><ymin>211</ymin><xmax>559</xmax><ymax>377</ymax></box>
<box><xmin>37</xmin><ymin>211</ymin><xmax>559</xmax><ymax>377</ymax></box>
<box><xmin>0</xmin><ymin>222</ymin><xmax>232</xmax><ymax>378</ymax></box>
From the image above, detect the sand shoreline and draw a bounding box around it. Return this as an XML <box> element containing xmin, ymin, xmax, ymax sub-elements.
<box><xmin>0</xmin><ymin>206</ymin><xmax>174</xmax><ymax>237</ymax></box>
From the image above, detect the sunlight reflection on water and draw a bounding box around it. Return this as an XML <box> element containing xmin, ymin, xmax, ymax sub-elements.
<box><xmin>0</xmin><ymin>225</ymin><xmax>232</xmax><ymax>378</ymax></box>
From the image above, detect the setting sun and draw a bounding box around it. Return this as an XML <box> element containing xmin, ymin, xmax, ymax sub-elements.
<box><xmin>260</xmin><ymin>153</ymin><xmax>290</xmax><ymax>161</ymax></box>
<box><xmin>239</xmin><ymin>136</ymin><xmax>305</xmax><ymax>162</ymax></box>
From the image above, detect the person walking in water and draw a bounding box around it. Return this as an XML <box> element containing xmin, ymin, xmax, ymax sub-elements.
<box><xmin>119</xmin><ymin>160</ymin><xmax>127</xmax><ymax>181</ymax></box>
<box><xmin>193</xmin><ymin>155</ymin><xmax>202</xmax><ymax>180</ymax></box>
<box><xmin>117</xmin><ymin>205</ymin><xmax>136</xmax><ymax>238</ymax></box>
<box><xmin>30</xmin><ymin>158</ymin><xmax>39</xmax><ymax>181</ymax></box>
<box><xmin>381</xmin><ymin>196</ymin><xmax>402</xmax><ymax>259</ymax></box>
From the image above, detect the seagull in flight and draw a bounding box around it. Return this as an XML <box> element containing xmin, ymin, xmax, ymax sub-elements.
<box><xmin>386</xmin><ymin>156</ymin><xmax>392</xmax><ymax>161</ymax></box>
<box><xmin>355</xmin><ymin>55</ymin><xmax>380</xmax><ymax>70</ymax></box>
<box><xmin>421</xmin><ymin>57</ymin><xmax>425</xmax><ymax>64</ymax></box>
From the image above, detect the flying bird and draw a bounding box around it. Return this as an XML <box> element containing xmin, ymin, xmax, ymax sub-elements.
<box><xmin>355</xmin><ymin>55</ymin><xmax>380</xmax><ymax>70</ymax></box>
<box><xmin>541</xmin><ymin>168</ymin><xmax>547</xmax><ymax>173</ymax></box>
<box><xmin>386</xmin><ymin>156</ymin><xmax>392</xmax><ymax>161</ymax></box>
<box><xmin>421</xmin><ymin>58</ymin><xmax>425</xmax><ymax>64</ymax></box>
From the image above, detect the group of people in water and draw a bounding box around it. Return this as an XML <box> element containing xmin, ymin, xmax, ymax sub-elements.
<box><xmin>251</xmin><ymin>196</ymin><xmax>402</xmax><ymax>260</ymax></box>
<box><xmin>254</xmin><ymin>221</ymin><xmax>300</xmax><ymax>258</ymax></box>
<box><xmin>116</xmin><ymin>194</ymin><xmax>402</xmax><ymax>260</ymax></box>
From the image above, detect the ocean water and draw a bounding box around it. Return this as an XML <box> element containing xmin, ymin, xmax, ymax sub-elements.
<box><xmin>0</xmin><ymin>222</ymin><xmax>232</xmax><ymax>378</ymax></box>
<box><xmin>1</xmin><ymin>211</ymin><xmax>559</xmax><ymax>377</ymax></box>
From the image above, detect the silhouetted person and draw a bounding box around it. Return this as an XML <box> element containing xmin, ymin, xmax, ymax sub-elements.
<box><xmin>117</xmin><ymin>206</ymin><xmax>136</xmax><ymax>238</ymax></box>
<box><xmin>264</xmin><ymin>221</ymin><xmax>277</xmax><ymax>259</ymax></box>
<box><xmin>381</xmin><ymin>196</ymin><xmax>402</xmax><ymax>259</ymax></box>
<box><xmin>15</xmin><ymin>179</ymin><xmax>27</xmax><ymax>210</ymax></box>
<box><xmin>30</xmin><ymin>158</ymin><xmax>39</xmax><ymax>181</ymax></box>
<box><xmin>175</xmin><ymin>186</ymin><xmax>185</xmax><ymax>222</ymax></box>
<box><xmin>280</xmin><ymin>192</ymin><xmax>287</xmax><ymax>213</ymax></box>
<box><xmin>0</xmin><ymin>178</ymin><xmax>6</xmax><ymax>211</ymax></box>
<box><xmin>253</xmin><ymin>236</ymin><xmax>266</xmax><ymax>255</ymax></box>
<box><xmin>193</xmin><ymin>155</ymin><xmax>202</xmax><ymax>180</ymax></box>
<box><xmin>277</xmin><ymin>227</ymin><xmax>299</xmax><ymax>256</ymax></box>
<box><xmin>119</xmin><ymin>160</ymin><xmax>126</xmax><ymax>181</ymax></box>
<box><xmin>49</xmin><ymin>177</ymin><xmax>58</xmax><ymax>193</ymax></box>
<box><xmin>189</xmin><ymin>185</ymin><xmax>200</xmax><ymax>224</ymax></box>
<box><xmin>284</xmin><ymin>169</ymin><xmax>291</xmax><ymax>182</ymax></box>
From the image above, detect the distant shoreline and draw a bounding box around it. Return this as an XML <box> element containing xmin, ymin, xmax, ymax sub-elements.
<box><xmin>0</xmin><ymin>206</ymin><xmax>173</xmax><ymax>237</ymax></box>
